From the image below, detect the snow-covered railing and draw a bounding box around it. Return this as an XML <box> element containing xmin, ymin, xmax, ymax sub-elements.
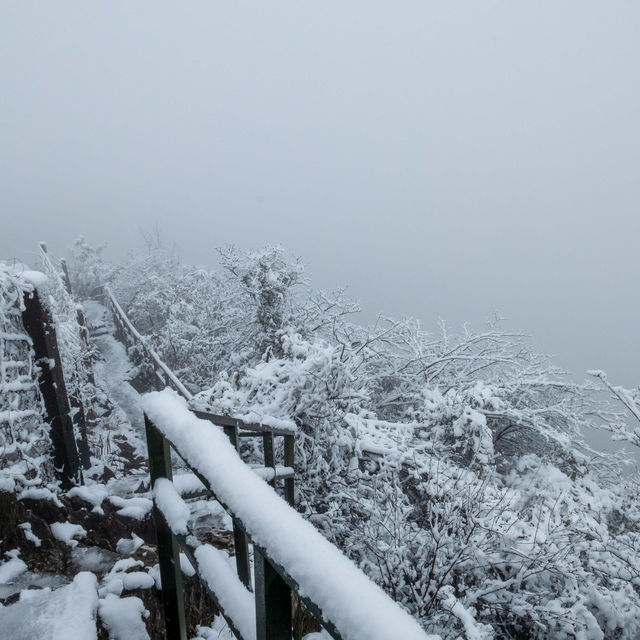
<box><xmin>102</xmin><ymin>285</ymin><xmax>194</xmax><ymax>401</ymax></box>
<box><xmin>103</xmin><ymin>284</ymin><xmax>296</xmax><ymax>493</ymax></box>
<box><xmin>38</xmin><ymin>241</ymin><xmax>74</xmax><ymax>298</ymax></box>
<box><xmin>142</xmin><ymin>390</ymin><xmax>435</xmax><ymax>640</ymax></box>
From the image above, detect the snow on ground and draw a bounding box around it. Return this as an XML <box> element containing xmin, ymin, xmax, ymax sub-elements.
<box><xmin>115</xmin><ymin>533</ymin><xmax>144</xmax><ymax>555</ymax></box>
<box><xmin>83</xmin><ymin>300</ymin><xmax>147</xmax><ymax>454</ymax></box>
<box><xmin>68</xmin><ymin>484</ymin><xmax>109</xmax><ymax>514</ymax></box>
<box><xmin>173</xmin><ymin>471</ymin><xmax>207</xmax><ymax>496</ymax></box>
<box><xmin>108</xmin><ymin>495</ymin><xmax>153</xmax><ymax>520</ymax></box>
<box><xmin>0</xmin><ymin>552</ymin><xmax>27</xmax><ymax>584</ymax></box>
<box><xmin>18</xmin><ymin>487</ymin><xmax>63</xmax><ymax>506</ymax></box>
<box><xmin>72</xmin><ymin>546</ymin><xmax>120</xmax><ymax>575</ymax></box>
<box><xmin>193</xmin><ymin>617</ymin><xmax>236</xmax><ymax>640</ymax></box>
<box><xmin>50</xmin><ymin>521</ymin><xmax>88</xmax><ymax>548</ymax></box>
<box><xmin>0</xmin><ymin>572</ymin><xmax>99</xmax><ymax>640</ymax></box>
<box><xmin>98</xmin><ymin>593</ymin><xmax>150</xmax><ymax>640</ymax></box>
<box><xmin>18</xmin><ymin>522</ymin><xmax>42</xmax><ymax>547</ymax></box>
<box><xmin>0</xmin><ymin>569</ymin><xmax>70</xmax><ymax>601</ymax></box>
<box><xmin>0</xmin><ymin>299</ymin><xmax>245</xmax><ymax>640</ymax></box>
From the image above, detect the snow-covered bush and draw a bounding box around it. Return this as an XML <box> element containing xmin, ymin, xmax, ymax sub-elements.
<box><xmin>67</xmin><ymin>236</ymin><xmax>116</xmax><ymax>299</ymax></box>
<box><xmin>588</xmin><ymin>369</ymin><xmax>640</xmax><ymax>450</ymax></box>
<box><xmin>66</xmin><ymin>238</ymin><xmax>640</xmax><ymax>639</ymax></box>
<box><xmin>0</xmin><ymin>265</ymin><xmax>55</xmax><ymax>492</ymax></box>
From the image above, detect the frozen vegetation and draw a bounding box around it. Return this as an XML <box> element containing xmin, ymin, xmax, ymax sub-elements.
<box><xmin>2</xmin><ymin>238</ymin><xmax>640</xmax><ymax>639</ymax></box>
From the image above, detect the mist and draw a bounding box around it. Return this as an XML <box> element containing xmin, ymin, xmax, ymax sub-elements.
<box><xmin>2</xmin><ymin>1</ymin><xmax>639</xmax><ymax>389</ymax></box>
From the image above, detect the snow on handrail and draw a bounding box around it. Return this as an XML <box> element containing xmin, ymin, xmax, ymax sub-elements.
<box><xmin>195</xmin><ymin>545</ymin><xmax>257</xmax><ymax>640</ymax></box>
<box><xmin>192</xmin><ymin>408</ymin><xmax>296</xmax><ymax>436</ymax></box>
<box><xmin>103</xmin><ymin>286</ymin><xmax>297</xmax><ymax>437</ymax></box>
<box><xmin>142</xmin><ymin>389</ymin><xmax>437</xmax><ymax>640</ymax></box>
<box><xmin>152</xmin><ymin>477</ymin><xmax>257</xmax><ymax>640</ymax></box>
<box><xmin>38</xmin><ymin>242</ymin><xmax>66</xmax><ymax>291</ymax></box>
<box><xmin>103</xmin><ymin>286</ymin><xmax>193</xmax><ymax>401</ymax></box>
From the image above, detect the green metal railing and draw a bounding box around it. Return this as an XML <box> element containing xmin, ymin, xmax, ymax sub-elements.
<box><xmin>145</xmin><ymin>410</ymin><xmax>299</xmax><ymax>640</ymax></box>
<box><xmin>104</xmin><ymin>285</ymin><xmax>429</xmax><ymax>640</ymax></box>
<box><xmin>102</xmin><ymin>286</ymin><xmax>297</xmax><ymax>609</ymax></box>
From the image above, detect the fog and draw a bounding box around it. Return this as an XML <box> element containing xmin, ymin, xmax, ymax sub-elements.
<box><xmin>2</xmin><ymin>1</ymin><xmax>639</xmax><ymax>393</ymax></box>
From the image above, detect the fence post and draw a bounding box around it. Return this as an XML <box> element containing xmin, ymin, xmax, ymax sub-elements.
<box><xmin>145</xmin><ymin>413</ymin><xmax>187</xmax><ymax>640</ymax></box>
<box><xmin>69</xmin><ymin>385</ymin><xmax>92</xmax><ymax>470</ymax></box>
<box><xmin>223</xmin><ymin>423</ymin><xmax>252</xmax><ymax>591</ymax></box>
<box><xmin>60</xmin><ymin>258</ymin><xmax>73</xmax><ymax>295</ymax></box>
<box><xmin>76</xmin><ymin>307</ymin><xmax>95</xmax><ymax>385</ymax></box>
<box><xmin>21</xmin><ymin>288</ymin><xmax>80</xmax><ymax>488</ymax></box>
<box><xmin>263</xmin><ymin>431</ymin><xmax>276</xmax><ymax>488</ymax></box>
<box><xmin>284</xmin><ymin>435</ymin><xmax>295</xmax><ymax>506</ymax></box>
<box><xmin>255</xmin><ymin>548</ymin><xmax>292</xmax><ymax>640</ymax></box>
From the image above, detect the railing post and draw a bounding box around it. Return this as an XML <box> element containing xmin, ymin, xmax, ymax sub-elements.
<box><xmin>284</xmin><ymin>434</ymin><xmax>295</xmax><ymax>507</ymax></box>
<box><xmin>263</xmin><ymin>432</ymin><xmax>276</xmax><ymax>488</ymax></box>
<box><xmin>145</xmin><ymin>413</ymin><xmax>187</xmax><ymax>640</ymax></box>
<box><xmin>21</xmin><ymin>288</ymin><xmax>80</xmax><ymax>488</ymax></box>
<box><xmin>60</xmin><ymin>258</ymin><xmax>73</xmax><ymax>295</ymax></box>
<box><xmin>76</xmin><ymin>307</ymin><xmax>96</xmax><ymax>386</ymax></box>
<box><xmin>69</xmin><ymin>384</ymin><xmax>92</xmax><ymax>470</ymax></box>
<box><xmin>255</xmin><ymin>548</ymin><xmax>292</xmax><ymax>640</ymax></box>
<box><xmin>222</xmin><ymin>424</ymin><xmax>252</xmax><ymax>591</ymax></box>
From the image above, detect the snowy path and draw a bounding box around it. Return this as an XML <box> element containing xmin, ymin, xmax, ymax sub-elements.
<box><xmin>84</xmin><ymin>300</ymin><xmax>145</xmax><ymax>435</ymax></box>
<box><xmin>75</xmin><ymin>301</ymin><xmax>236</xmax><ymax>640</ymax></box>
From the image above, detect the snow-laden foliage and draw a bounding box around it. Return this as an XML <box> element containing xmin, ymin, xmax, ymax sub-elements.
<box><xmin>589</xmin><ymin>369</ymin><xmax>640</xmax><ymax>450</ymax></box>
<box><xmin>37</xmin><ymin>247</ymin><xmax>108</xmax><ymax>467</ymax></box>
<box><xmin>68</xmin><ymin>238</ymin><xmax>640</xmax><ymax>639</ymax></box>
<box><xmin>67</xmin><ymin>236</ymin><xmax>116</xmax><ymax>300</ymax></box>
<box><xmin>0</xmin><ymin>264</ymin><xmax>55</xmax><ymax>491</ymax></box>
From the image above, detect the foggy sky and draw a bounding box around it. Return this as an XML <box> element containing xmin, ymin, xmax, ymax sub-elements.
<box><xmin>2</xmin><ymin>1</ymin><xmax>639</xmax><ymax>390</ymax></box>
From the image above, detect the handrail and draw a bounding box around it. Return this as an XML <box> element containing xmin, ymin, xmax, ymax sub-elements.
<box><xmin>101</xmin><ymin>284</ymin><xmax>297</xmax><ymax>600</ymax></box>
<box><xmin>142</xmin><ymin>390</ymin><xmax>434</xmax><ymax>640</ymax></box>
<box><xmin>102</xmin><ymin>284</ymin><xmax>297</xmax><ymax>439</ymax></box>
<box><xmin>192</xmin><ymin>409</ymin><xmax>295</xmax><ymax>436</ymax></box>
<box><xmin>102</xmin><ymin>285</ymin><xmax>194</xmax><ymax>401</ymax></box>
<box><xmin>80</xmin><ymin>276</ymin><xmax>429</xmax><ymax>639</ymax></box>
<box><xmin>38</xmin><ymin>242</ymin><xmax>65</xmax><ymax>289</ymax></box>
<box><xmin>98</xmin><ymin>286</ymin><xmax>427</xmax><ymax>638</ymax></box>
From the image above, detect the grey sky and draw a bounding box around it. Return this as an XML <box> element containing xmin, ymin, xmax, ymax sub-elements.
<box><xmin>1</xmin><ymin>1</ymin><xmax>639</xmax><ymax>390</ymax></box>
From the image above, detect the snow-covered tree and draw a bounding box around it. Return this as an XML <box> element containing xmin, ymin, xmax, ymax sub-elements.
<box><xmin>66</xmin><ymin>237</ymin><xmax>640</xmax><ymax>639</ymax></box>
<box><xmin>589</xmin><ymin>369</ymin><xmax>640</xmax><ymax>449</ymax></box>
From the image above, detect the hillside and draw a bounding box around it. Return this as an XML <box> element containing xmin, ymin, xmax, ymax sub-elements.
<box><xmin>1</xmin><ymin>239</ymin><xmax>640</xmax><ymax>639</ymax></box>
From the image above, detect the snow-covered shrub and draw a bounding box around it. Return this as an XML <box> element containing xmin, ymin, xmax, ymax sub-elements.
<box><xmin>217</xmin><ymin>245</ymin><xmax>304</xmax><ymax>356</ymax></box>
<box><xmin>67</xmin><ymin>236</ymin><xmax>116</xmax><ymax>299</ymax></box>
<box><xmin>588</xmin><ymin>369</ymin><xmax>640</xmax><ymax>450</ymax></box>
<box><xmin>66</xmin><ymin>239</ymin><xmax>640</xmax><ymax>639</ymax></box>
<box><xmin>0</xmin><ymin>265</ymin><xmax>55</xmax><ymax>492</ymax></box>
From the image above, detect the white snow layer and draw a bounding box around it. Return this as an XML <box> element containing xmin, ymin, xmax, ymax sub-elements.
<box><xmin>0</xmin><ymin>571</ymin><xmax>99</xmax><ymax>640</ymax></box>
<box><xmin>173</xmin><ymin>471</ymin><xmax>206</xmax><ymax>495</ymax></box>
<box><xmin>19</xmin><ymin>522</ymin><xmax>42</xmax><ymax>547</ymax></box>
<box><xmin>0</xmin><ymin>555</ymin><xmax>27</xmax><ymax>584</ymax></box>
<box><xmin>108</xmin><ymin>495</ymin><xmax>153</xmax><ymax>520</ymax></box>
<box><xmin>142</xmin><ymin>390</ymin><xmax>437</xmax><ymax>640</ymax></box>
<box><xmin>195</xmin><ymin>544</ymin><xmax>256</xmax><ymax>640</ymax></box>
<box><xmin>99</xmin><ymin>593</ymin><xmax>150</xmax><ymax>640</ymax></box>
<box><xmin>68</xmin><ymin>484</ymin><xmax>109</xmax><ymax>514</ymax></box>
<box><xmin>19</xmin><ymin>487</ymin><xmax>63</xmax><ymax>506</ymax></box>
<box><xmin>115</xmin><ymin>533</ymin><xmax>144</xmax><ymax>555</ymax></box>
<box><xmin>50</xmin><ymin>521</ymin><xmax>87</xmax><ymax>548</ymax></box>
<box><xmin>19</xmin><ymin>270</ymin><xmax>49</xmax><ymax>289</ymax></box>
<box><xmin>153</xmin><ymin>477</ymin><xmax>190</xmax><ymax>535</ymax></box>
